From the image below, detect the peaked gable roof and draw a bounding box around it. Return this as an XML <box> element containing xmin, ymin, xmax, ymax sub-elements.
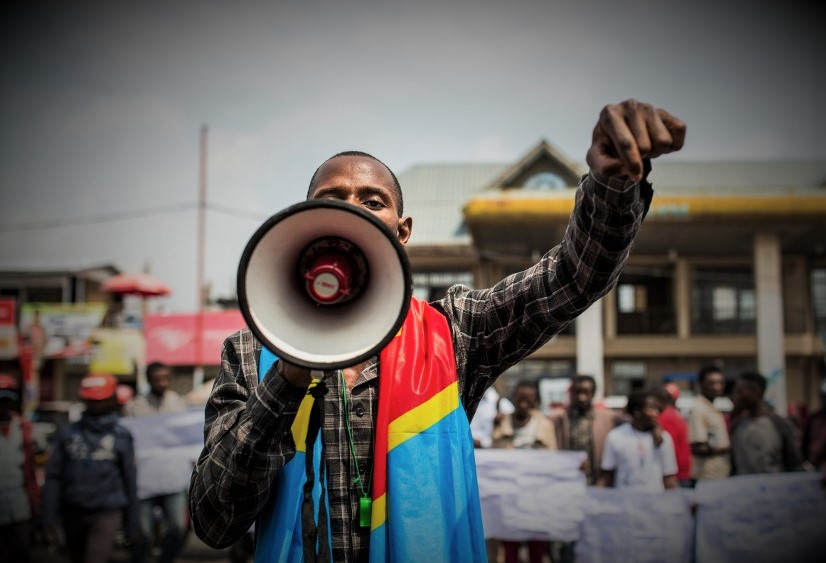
<box><xmin>484</xmin><ymin>139</ymin><xmax>583</xmax><ymax>190</ymax></box>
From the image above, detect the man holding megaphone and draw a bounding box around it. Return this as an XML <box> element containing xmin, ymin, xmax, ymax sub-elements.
<box><xmin>190</xmin><ymin>99</ymin><xmax>686</xmax><ymax>562</ymax></box>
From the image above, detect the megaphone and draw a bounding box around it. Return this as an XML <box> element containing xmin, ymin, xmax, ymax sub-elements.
<box><xmin>237</xmin><ymin>199</ymin><xmax>412</xmax><ymax>370</ymax></box>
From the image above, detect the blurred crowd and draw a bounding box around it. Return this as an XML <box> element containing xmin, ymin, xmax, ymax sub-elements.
<box><xmin>2</xmin><ymin>362</ymin><xmax>825</xmax><ymax>563</ymax></box>
<box><xmin>1</xmin><ymin>362</ymin><xmax>191</xmax><ymax>563</ymax></box>
<box><xmin>470</xmin><ymin>366</ymin><xmax>826</xmax><ymax>563</ymax></box>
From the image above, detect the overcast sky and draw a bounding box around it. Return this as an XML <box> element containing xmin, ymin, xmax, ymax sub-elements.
<box><xmin>1</xmin><ymin>0</ymin><xmax>822</xmax><ymax>312</ymax></box>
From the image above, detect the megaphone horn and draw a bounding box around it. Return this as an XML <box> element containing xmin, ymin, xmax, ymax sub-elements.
<box><xmin>237</xmin><ymin>199</ymin><xmax>412</xmax><ymax>370</ymax></box>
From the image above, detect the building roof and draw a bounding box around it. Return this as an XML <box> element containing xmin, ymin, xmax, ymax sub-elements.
<box><xmin>398</xmin><ymin>162</ymin><xmax>507</xmax><ymax>245</ymax></box>
<box><xmin>400</xmin><ymin>149</ymin><xmax>826</xmax><ymax>247</ymax></box>
<box><xmin>0</xmin><ymin>265</ymin><xmax>120</xmax><ymax>284</ymax></box>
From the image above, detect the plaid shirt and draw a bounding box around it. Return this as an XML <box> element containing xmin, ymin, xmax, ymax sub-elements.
<box><xmin>190</xmin><ymin>170</ymin><xmax>652</xmax><ymax>561</ymax></box>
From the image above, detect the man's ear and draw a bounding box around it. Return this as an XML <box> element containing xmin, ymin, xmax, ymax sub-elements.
<box><xmin>397</xmin><ymin>216</ymin><xmax>412</xmax><ymax>246</ymax></box>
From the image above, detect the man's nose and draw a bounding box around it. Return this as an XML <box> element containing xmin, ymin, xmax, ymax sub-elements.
<box><xmin>339</xmin><ymin>194</ymin><xmax>361</xmax><ymax>207</ymax></box>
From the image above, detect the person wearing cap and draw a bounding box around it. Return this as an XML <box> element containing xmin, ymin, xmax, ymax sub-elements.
<box><xmin>41</xmin><ymin>372</ymin><xmax>138</xmax><ymax>563</ymax></box>
<box><xmin>0</xmin><ymin>373</ymin><xmax>39</xmax><ymax>563</ymax></box>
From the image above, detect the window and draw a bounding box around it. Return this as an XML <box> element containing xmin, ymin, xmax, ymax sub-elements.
<box><xmin>524</xmin><ymin>171</ymin><xmax>567</xmax><ymax>190</ymax></box>
<box><xmin>611</xmin><ymin>361</ymin><xmax>647</xmax><ymax>396</ymax></box>
<box><xmin>618</xmin><ymin>284</ymin><xmax>647</xmax><ymax>313</ymax></box>
<box><xmin>412</xmin><ymin>271</ymin><xmax>473</xmax><ymax>302</ymax></box>
<box><xmin>615</xmin><ymin>267</ymin><xmax>676</xmax><ymax>335</ymax></box>
<box><xmin>692</xmin><ymin>268</ymin><xmax>755</xmax><ymax>334</ymax></box>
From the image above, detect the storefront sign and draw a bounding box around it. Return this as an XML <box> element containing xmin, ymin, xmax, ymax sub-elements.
<box><xmin>144</xmin><ymin>310</ymin><xmax>246</xmax><ymax>366</ymax></box>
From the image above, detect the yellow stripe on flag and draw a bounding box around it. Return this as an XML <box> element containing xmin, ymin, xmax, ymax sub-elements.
<box><xmin>291</xmin><ymin>379</ymin><xmax>321</xmax><ymax>453</ymax></box>
<box><xmin>387</xmin><ymin>382</ymin><xmax>459</xmax><ymax>452</ymax></box>
<box><xmin>370</xmin><ymin>493</ymin><xmax>388</xmax><ymax>530</ymax></box>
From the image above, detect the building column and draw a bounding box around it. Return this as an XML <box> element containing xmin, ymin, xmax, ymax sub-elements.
<box><xmin>675</xmin><ymin>258</ymin><xmax>691</xmax><ymax>338</ymax></box>
<box><xmin>576</xmin><ymin>299</ymin><xmax>605</xmax><ymax>398</ymax></box>
<box><xmin>754</xmin><ymin>233</ymin><xmax>787</xmax><ymax>413</ymax></box>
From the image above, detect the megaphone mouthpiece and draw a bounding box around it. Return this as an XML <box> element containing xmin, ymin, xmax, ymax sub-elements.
<box><xmin>299</xmin><ymin>236</ymin><xmax>368</xmax><ymax>305</ymax></box>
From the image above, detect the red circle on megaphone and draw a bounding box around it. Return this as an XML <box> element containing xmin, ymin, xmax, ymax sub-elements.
<box><xmin>299</xmin><ymin>236</ymin><xmax>369</xmax><ymax>305</ymax></box>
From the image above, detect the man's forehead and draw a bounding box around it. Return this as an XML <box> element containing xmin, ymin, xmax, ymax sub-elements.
<box><xmin>313</xmin><ymin>155</ymin><xmax>395</xmax><ymax>188</ymax></box>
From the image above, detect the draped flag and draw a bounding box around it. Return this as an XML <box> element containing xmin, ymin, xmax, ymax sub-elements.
<box><xmin>370</xmin><ymin>298</ymin><xmax>486</xmax><ymax>562</ymax></box>
<box><xmin>254</xmin><ymin>297</ymin><xmax>486</xmax><ymax>562</ymax></box>
<box><xmin>253</xmin><ymin>347</ymin><xmax>332</xmax><ymax>562</ymax></box>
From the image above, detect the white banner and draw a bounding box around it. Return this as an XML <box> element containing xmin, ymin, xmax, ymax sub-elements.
<box><xmin>576</xmin><ymin>487</ymin><xmax>694</xmax><ymax>563</ymax></box>
<box><xmin>695</xmin><ymin>472</ymin><xmax>826</xmax><ymax>563</ymax></box>
<box><xmin>120</xmin><ymin>409</ymin><xmax>206</xmax><ymax>500</ymax></box>
<box><xmin>476</xmin><ymin>449</ymin><xmax>587</xmax><ymax>541</ymax></box>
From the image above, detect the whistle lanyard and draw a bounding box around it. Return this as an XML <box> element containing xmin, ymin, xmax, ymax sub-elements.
<box><xmin>339</xmin><ymin>370</ymin><xmax>372</xmax><ymax>527</ymax></box>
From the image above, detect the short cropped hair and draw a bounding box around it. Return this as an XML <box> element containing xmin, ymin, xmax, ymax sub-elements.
<box><xmin>306</xmin><ymin>151</ymin><xmax>404</xmax><ymax>217</ymax></box>
<box><xmin>146</xmin><ymin>361</ymin><xmax>169</xmax><ymax>380</ymax></box>
<box><xmin>697</xmin><ymin>365</ymin><xmax>723</xmax><ymax>384</ymax></box>
<box><xmin>571</xmin><ymin>374</ymin><xmax>597</xmax><ymax>393</ymax></box>
<box><xmin>737</xmin><ymin>371</ymin><xmax>767</xmax><ymax>396</ymax></box>
<box><xmin>513</xmin><ymin>379</ymin><xmax>539</xmax><ymax>403</ymax></box>
<box><xmin>625</xmin><ymin>390</ymin><xmax>655</xmax><ymax>415</ymax></box>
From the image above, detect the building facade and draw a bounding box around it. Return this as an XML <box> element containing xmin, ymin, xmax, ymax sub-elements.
<box><xmin>402</xmin><ymin>141</ymin><xmax>826</xmax><ymax>414</ymax></box>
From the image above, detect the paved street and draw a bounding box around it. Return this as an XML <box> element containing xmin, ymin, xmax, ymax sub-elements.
<box><xmin>30</xmin><ymin>532</ymin><xmax>244</xmax><ymax>563</ymax></box>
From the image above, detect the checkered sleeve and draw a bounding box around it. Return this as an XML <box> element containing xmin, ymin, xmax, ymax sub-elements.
<box><xmin>189</xmin><ymin>329</ymin><xmax>307</xmax><ymax>549</ymax></box>
<box><xmin>435</xmin><ymin>169</ymin><xmax>653</xmax><ymax>417</ymax></box>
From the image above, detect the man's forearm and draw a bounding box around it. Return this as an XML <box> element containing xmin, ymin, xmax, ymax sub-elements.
<box><xmin>565</xmin><ymin>169</ymin><xmax>652</xmax><ymax>300</ymax></box>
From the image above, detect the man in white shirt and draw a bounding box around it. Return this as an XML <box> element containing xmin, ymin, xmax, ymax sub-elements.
<box><xmin>470</xmin><ymin>386</ymin><xmax>514</xmax><ymax>449</ymax></box>
<box><xmin>597</xmin><ymin>390</ymin><xmax>678</xmax><ymax>491</ymax></box>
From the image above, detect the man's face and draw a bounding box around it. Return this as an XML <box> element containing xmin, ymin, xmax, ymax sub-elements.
<box><xmin>731</xmin><ymin>379</ymin><xmax>760</xmax><ymax>411</ymax></box>
<box><xmin>514</xmin><ymin>386</ymin><xmax>537</xmax><ymax>415</ymax></box>
<box><xmin>149</xmin><ymin>367</ymin><xmax>172</xmax><ymax>396</ymax></box>
<box><xmin>700</xmin><ymin>371</ymin><xmax>725</xmax><ymax>400</ymax></box>
<box><xmin>632</xmin><ymin>396</ymin><xmax>660</xmax><ymax>431</ymax></box>
<box><xmin>84</xmin><ymin>397</ymin><xmax>116</xmax><ymax>416</ymax></box>
<box><xmin>570</xmin><ymin>381</ymin><xmax>595</xmax><ymax>412</ymax></box>
<box><xmin>309</xmin><ymin>156</ymin><xmax>412</xmax><ymax>244</ymax></box>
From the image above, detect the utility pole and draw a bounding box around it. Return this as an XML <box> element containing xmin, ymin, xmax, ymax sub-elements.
<box><xmin>194</xmin><ymin>124</ymin><xmax>207</xmax><ymax>389</ymax></box>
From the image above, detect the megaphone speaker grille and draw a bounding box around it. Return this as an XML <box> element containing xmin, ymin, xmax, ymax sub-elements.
<box><xmin>237</xmin><ymin>199</ymin><xmax>412</xmax><ymax>370</ymax></box>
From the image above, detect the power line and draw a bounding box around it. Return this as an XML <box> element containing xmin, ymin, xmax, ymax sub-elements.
<box><xmin>206</xmin><ymin>202</ymin><xmax>270</xmax><ymax>221</ymax></box>
<box><xmin>0</xmin><ymin>200</ymin><xmax>271</xmax><ymax>233</ymax></box>
<box><xmin>0</xmin><ymin>202</ymin><xmax>198</xmax><ymax>232</ymax></box>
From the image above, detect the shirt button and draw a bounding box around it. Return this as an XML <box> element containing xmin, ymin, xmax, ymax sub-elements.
<box><xmin>359</xmin><ymin>463</ymin><xmax>367</xmax><ymax>474</ymax></box>
<box><xmin>355</xmin><ymin>406</ymin><xmax>365</xmax><ymax>417</ymax></box>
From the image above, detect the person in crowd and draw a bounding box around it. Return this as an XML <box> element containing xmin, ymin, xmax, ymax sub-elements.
<box><xmin>802</xmin><ymin>379</ymin><xmax>826</xmax><ymax>472</ymax></box>
<box><xmin>597</xmin><ymin>389</ymin><xmax>678</xmax><ymax>490</ymax></box>
<box><xmin>729</xmin><ymin>371</ymin><xmax>804</xmax><ymax>475</ymax></box>
<box><xmin>549</xmin><ymin>375</ymin><xmax>620</xmax><ymax>563</ymax></box>
<box><xmin>0</xmin><ymin>373</ymin><xmax>39</xmax><ymax>563</ymax></box>
<box><xmin>687</xmin><ymin>365</ymin><xmax>731</xmax><ymax>481</ymax></box>
<box><xmin>654</xmin><ymin>383</ymin><xmax>693</xmax><ymax>487</ymax></box>
<box><xmin>115</xmin><ymin>383</ymin><xmax>134</xmax><ymax>417</ymax></box>
<box><xmin>550</xmin><ymin>374</ymin><xmax>620</xmax><ymax>485</ymax></box>
<box><xmin>471</xmin><ymin>385</ymin><xmax>514</xmax><ymax>563</ymax></box>
<box><xmin>492</xmin><ymin>380</ymin><xmax>557</xmax><ymax>563</ymax></box>
<box><xmin>125</xmin><ymin>361</ymin><xmax>188</xmax><ymax>563</ymax></box>
<box><xmin>189</xmin><ymin>99</ymin><xmax>686</xmax><ymax>561</ymax></box>
<box><xmin>41</xmin><ymin>372</ymin><xmax>138</xmax><ymax>563</ymax></box>
<box><xmin>125</xmin><ymin>361</ymin><xmax>186</xmax><ymax>416</ymax></box>
<box><xmin>472</xmin><ymin>385</ymin><xmax>515</xmax><ymax>449</ymax></box>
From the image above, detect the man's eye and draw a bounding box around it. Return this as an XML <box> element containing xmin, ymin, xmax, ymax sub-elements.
<box><xmin>363</xmin><ymin>200</ymin><xmax>384</xmax><ymax>209</ymax></box>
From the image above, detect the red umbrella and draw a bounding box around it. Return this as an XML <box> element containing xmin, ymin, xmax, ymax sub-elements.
<box><xmin>102</xmin><ymin>273</ymin><xmax>171</xmax><ymax>297</ymax></box>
